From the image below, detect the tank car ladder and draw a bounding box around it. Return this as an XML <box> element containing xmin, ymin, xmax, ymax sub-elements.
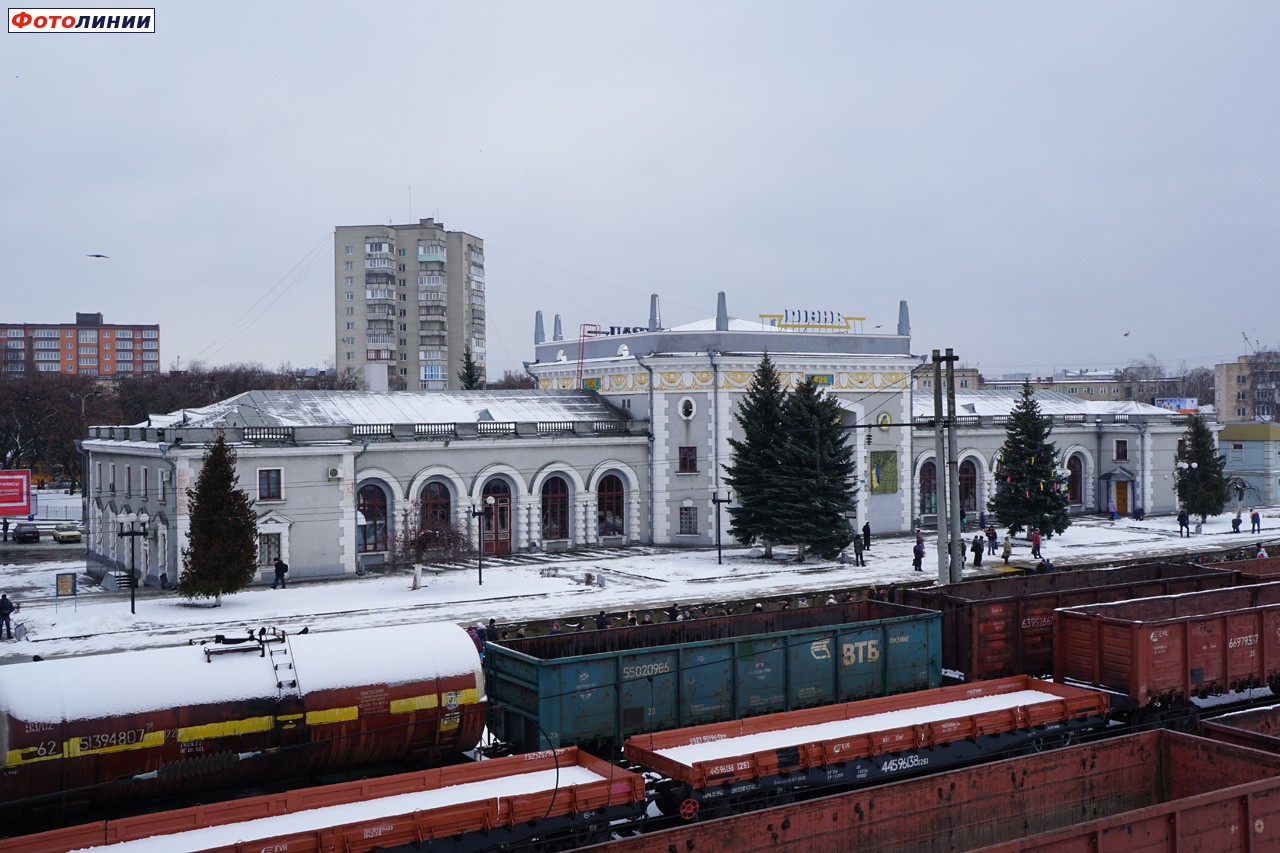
<box><xmin>261</xmin><ymin>627</ymin><xmax>302</xmax><ymax>700</ymax></box>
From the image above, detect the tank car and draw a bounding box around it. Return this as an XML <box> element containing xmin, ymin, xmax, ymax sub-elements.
<box><xmin>0</xmin><ymin>622</ymin><xmax>485</xmax><ymax>832</ymax></box>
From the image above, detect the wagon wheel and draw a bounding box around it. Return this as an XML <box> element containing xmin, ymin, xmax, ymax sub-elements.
<box><xmin>679</xmin><ymin>798</ymin><xmax>700</xmax><ymax>821</ymax></box>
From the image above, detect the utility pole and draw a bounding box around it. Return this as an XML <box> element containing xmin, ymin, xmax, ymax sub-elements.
<box><xmin>944</xmin><ymin>348</ymin><xmax>963</xmax><ymax>583</ymax></box>
<box><xmin>932</xmin><ymin>351</ymin><xmax>948</xmax><ymax>582</ymax></box>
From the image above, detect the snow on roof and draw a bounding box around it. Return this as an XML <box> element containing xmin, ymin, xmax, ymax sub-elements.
<box><xmin>69</xmin><ymin>766</ymin><xmax>605</xmax><ymax>853</ymax></box>
<box><xmin>911</xmin><ymin>389</ymin><xmax>1181</xmax><ymax>419</ymax></box>
<box><xmin>655</xmin><ymin>689</ymin><xmax>1060</xmax><ymax>766</ymax></box>
<box><xmin>161</xmin><ymin>390</ymin><xmax>626</xmax><ymax>429</ymax></box>
<box><xmin>0</xmin><ymin>623</ymin><xmax>480</xmax><ymax>723</ymax></box>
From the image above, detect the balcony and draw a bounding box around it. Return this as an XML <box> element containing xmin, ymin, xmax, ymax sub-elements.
<box><xmin>366</xmin><ymin>334</ymin><xmax>395</xmax><ymax>345</ymax></box>
<box><xmin>365</xmin><ymin>257</ymin><xmax>396</xmax><ymax>271</ymax></box>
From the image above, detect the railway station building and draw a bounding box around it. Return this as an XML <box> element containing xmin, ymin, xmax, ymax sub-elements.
<box><xmin>80</xmin><ymin>293</ymin><xmax>1199</xmax><ymax>584</ymax></box>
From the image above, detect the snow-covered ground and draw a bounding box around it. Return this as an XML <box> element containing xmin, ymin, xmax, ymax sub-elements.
<box><xmin>3</xmin><ymin>491</ymin><xmax>1279</xmax><ymax>665</ymax></box>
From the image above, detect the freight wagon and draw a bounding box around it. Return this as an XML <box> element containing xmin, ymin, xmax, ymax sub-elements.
<box><xmin>885</xmin><ymin>563</ymin><xmax>1241</xmax><ymax>680</ymax></box>
<box><xmin>0</xmin><ymin>623</ymin><xmax>486</xmax><ymax>834</ymax></box>
<box><xmin>623</xmin><ymin>675</ymin><xmax>1108</xmax><ymax>819</ymax></box>
<box><xmin>1200</xmin><ymin>704</ymin><xmax>1280</xmax><ymax>754</ymax></box>
<box><xmin>1208</xmin><ymin>555</ymin><xmax>1280</xmax><ymax>582</ymax></box>
<box><xmin>485</xmin><ymin>601</ymin><xmax>941</xmax><ymax>754</ymax></box>
<box><xmin>588</xmin><ymin>731</ymin><xmax>1280</xmax><ymax>852</ymax></box>
<box><xmin>1054</xmin><ymin>582</ymin><xmax>1280</xmax><ymax>710</ymax></box>
<box><xmin>4</xmin><ymin>747</ymin><xmax>646</xmax><ymax>853</ymax></box>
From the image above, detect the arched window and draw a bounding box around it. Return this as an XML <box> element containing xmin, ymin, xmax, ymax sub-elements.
<box><xmin>357</xmin><ymin>484</ymin><xmax>388</xmax><ymax>553</ymax></box>
<box><xmin>541</xmin><ymin>476</ymin><xmax>570</xmax><ymax>540</ymax></box>
<box><xmin>421</xmin><ymin>481</ymin><xmax>451</xmax><ymax>531</ymax></box>
<box><xmin>598</xmin><ymin>474</ymin><xmax>625</xmax><ymax>537</ymax></box>
<box><xmin>959</xmin><ymin>459</ymin><xmax>978</xmax><ymax>513</ymax></box>
<box><xmin>1067</xmin><ymin>455</ymin><xmax>1084</xmax><ymax>505</ymax></box>
<box><xmin>919</xmin><ymin>461</ymin><xmax>937</xmax><ymax>515</ymax></box>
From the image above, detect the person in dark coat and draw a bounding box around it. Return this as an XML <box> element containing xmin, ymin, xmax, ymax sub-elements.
<box><xmin>485</xmin><ymin>619</ymin><xmax>499</xmax><ymax>642</ymax></box>
<box><xmin>665</xmin><ymin>603</ymin><xmax>679</xmax><ymax>622</ymax></box>
<box><xmin>0</xmin><ymin>594</ymin><xmax>14</xmax><ymax>640</ymax></box>
<box><xmin>985</xmin><ymin>525</ymin><xmax>998</xmax><ymax>555</ymax></box>
<box><xmin>971</xmin><ymin>533</ymin><xmax>984</xmax><ymax>567</ymax></box>
<box><xmin>861</xmin><ymin>522</ymin><xmax>871</xmax><ymax>551</ymax></box>
<box><xmin>272</xmin><ymin>557</ymin><xmax>289</xmax><ymax>589</ymax></box>
<box><xmin>593</xmin><ymin>611</ymin><xmax>610</xmax><ymax>630</ymax></box>
<box><xmin>851</xmin><ymin>535</ymin><xmax>865</xmax><ymax>566</ymax></box>
<box><xmin>1177</xmin><ymin>510</ymin><xmax>1190</xmax><ymax>538</ymax></box>
<box><xmin>1</xmin><ymin>518</ymin><xmax>8</xmax><ymax>542</ymax></box>
<box><xmin>912</xmin><ymin>541</ymin><xmax>925</xmax><ymax>572</ymax></box>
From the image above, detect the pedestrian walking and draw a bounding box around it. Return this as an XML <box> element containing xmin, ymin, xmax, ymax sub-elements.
<box><xmin>1177</xmin><ymin>510</ymin><xmax>1190</xmax><ymax>538</ymax></box>
<box><xmin>979</xmin><ymin>511</ymin><xmax>986</xmax><ymax>530</ymax></box>
<box><xmin>861</xmin><ymin>522</ymin><xmax>872</xmax><ymax>551</ymax></box>
<box><xmin>1031</xmin><ymin>528</ymin><xmax>1042</xmax><ymax>559</ymax></box>
<box><xmin>915</xmin><ymin>527</ymin><xmax>924</xmax><ymax>547</ymax></box>
<box><xmin>1108</xmin><ymin>500</ymin><xmax>1117</xmax><ymax>522</ymax></box>
<box><xmin>912</xmin><ymin>541</ymin><xmax>925</xmax><ymax>572</ymax></box>
<box><xmin>852</xmin><ymin>535</ymin><xmax>865</xmax><ymax>566</ymax></box>
<box><xmin>970</xmin><ymin>533</ymin><xmax>984</xmax><ymax>568</ymax></box>
<box><xmin>1252</xmin><ymin>511</ymin><xmax>1262</xmax><ymax>534</ymax></box>
<box><xmin>272</xmin><ymin>557</ymin><xmax>289</xmax><ymax>589</ymax></box>
<box><xmin>1001</xmin><ymin>533</ymin><xmax>1013</xmax><ymax>564</ymax></box>
<box><xmin>0</xmin><ymin>594</ymin><xmax>14</xmax><ymax>640</ymax></box>
<box><xmin>985</xmin><ymin>525</ymin><xmax>997</xmax><ymax>555</ymax></box>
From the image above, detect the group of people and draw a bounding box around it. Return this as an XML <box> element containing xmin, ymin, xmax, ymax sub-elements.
<box><xmin>1230</xmin><ymin>510</ymin><xmax>1263</xmax><ymax>535</ymax></box>
<box><xmin>912</xmin><ymin>524</ymin><xmax>1028</xmax><ymax>571</ymax></box>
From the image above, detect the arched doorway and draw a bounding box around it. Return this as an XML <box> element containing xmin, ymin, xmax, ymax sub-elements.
<box><xmin>541</xmin><ymin>476</ymin><xmax>570</xmax><ymax>541</ymax></box>
<box><xmin>357</xmin><ymin>483</ymin><xmax>389</xmax><ymax>553</ymax></box>
<box><xmin>919</xmin><ymin>460</ymin><xmax>937</xmax><ymax>516</ymax></box>
<box><xmin>481</xmin><ymin>480</ymin><xmax>512</xmax><ymax>556</ymax></box>
<box><xmin>1067</xmin><ymin>456</ymin><xmax>1083</xmax><ymax>505</ymax></box>
<box><xmin>959</xmin><ymin>459</ymin><xmax>978</xmax><ymax>513</ymax></box>
<box><xmin>598</xmin><ymin>474</ymin><xmax>625</xmax><ymax>538</ymax></box>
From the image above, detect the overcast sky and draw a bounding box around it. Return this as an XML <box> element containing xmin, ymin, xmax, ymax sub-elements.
<box><xmin>3</xmin><ymin>2</ymin><xmax>1278</xmax><ymax>380</ymax></box>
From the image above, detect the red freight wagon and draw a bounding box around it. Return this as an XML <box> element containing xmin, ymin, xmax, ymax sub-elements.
<box><xmin>623</xmin><ymin>675</ymin><xmax>1107</xmax><ymax>818</ymax></box>
<box><xmin>1207</xmin><ymin>555</ymin><xmax>1280</xmax><ymax>582</ymax></box>
<box><xmin>1054</xmin><ymin>582</ymin><xmax>1280</xmax><ymax>707</ymax></box>
<box><xmin>1200</xmin><ymin>704</ymin><xmax>1280</xmax><ymax>753</ymax></box>
<box><xmin>886</xmin><ymin>563</ymin><xmax>1239</xmax><ymax>681</ymax></box>
<box><xmin>587</xmin><ymin>731</ymin><xmax>1280</xmax><ymax>852</ymax></box>
<box><xmin>4</xmin><ymin>747</ymin><xmax>646</xmax><ymax>853</ymax></box>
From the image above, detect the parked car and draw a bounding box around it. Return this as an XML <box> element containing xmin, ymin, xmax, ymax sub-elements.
<box><xmin>51</xmin><ymin>523</ymin><xmax>82</xmax><ymax>544</ymax></box>
<box><xmin>12</xmin><ymin>523</ymin><xmax>39</xmax><ymax>543</ymax></box>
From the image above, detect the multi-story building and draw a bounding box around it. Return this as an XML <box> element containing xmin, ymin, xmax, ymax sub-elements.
<box><xmin>1215</xmin><ymin>353</ymin><xmax>1280</xmax><ymax>422</ymax></box>
<box><xmin>980</xmin><ymin>369</ymin><xmax>1187</xmax><ymax>405</ymax></box>
<box><xmin>0</xmin><ymin>312</ymin><xmax>160</xmax><ymax>377</ymax></box>
<box><xmin>334</xmin><ymin>218</ymin><xmax>485</xmax><ymax>391</ymax></box>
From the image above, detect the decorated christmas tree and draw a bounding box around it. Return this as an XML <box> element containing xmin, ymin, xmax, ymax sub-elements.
<box><xmin>988</xmin><ymin>382</ymin><xmax>1071</xmax><ymax>537</ymax></box>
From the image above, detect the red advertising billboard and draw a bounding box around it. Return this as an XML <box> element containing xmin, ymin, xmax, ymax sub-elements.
<box><xmin>0</xmin><ymin>470</ymin><xmax>32</xmax><ymax>517</ymax></box>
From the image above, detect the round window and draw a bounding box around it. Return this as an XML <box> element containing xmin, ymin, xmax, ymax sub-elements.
<box><xmin>679</xmin><ymin>398</ymin><xmax>695</xmax><ymax>420</ymax></box>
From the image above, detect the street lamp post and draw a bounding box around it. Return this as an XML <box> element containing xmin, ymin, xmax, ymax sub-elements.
<box><xmin>471</xmin><ymin>496</ymin><xmax>496</xmax><ymax>585</ymax></box>
<box><xmin>116</xmin><ymin>510</ymin><xmax>148</xmax><ymax>615</ymax></box>
<box><xmin>711</xmin><ymin>490</ymin><xmax>732</xmax><ymax>565</ymax></box>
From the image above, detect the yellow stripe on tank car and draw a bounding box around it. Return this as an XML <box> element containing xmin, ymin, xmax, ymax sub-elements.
<box><xmin>389</xmin><ymin>694</ymin><xmax>438</xmax><ymax>714</ymax></box>
<box><xmin>64</xmin><ymin>729</ymin><xmax>168</xmax><ymax>758</ymax></box>
<box><xmin>305</xmin><ymin>706</ymin><xmax>359</xmax><ymax>725</ymax></box>
<box><xmin>177</xmin><ymin>716</ymin><xmax>274</xmax><ymax>743</ymax></box>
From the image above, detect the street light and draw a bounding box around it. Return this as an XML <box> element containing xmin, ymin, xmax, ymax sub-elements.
<box><xmin>470</xmin><ymin>496</ymin><xmax>496</xmax><ymax>586</ymax></box>
<box><xmin>117</xmin><ymin>510</ymin><xmax>148</xmax><ymax>615</ymax></box>
<box><xmin>711</xmin><ymin>490</ymin><xmax>732</xmax><ymax>565</ymax></box>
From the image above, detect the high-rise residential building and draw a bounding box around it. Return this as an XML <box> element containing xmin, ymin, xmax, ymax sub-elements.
<box><xmin>333</xmin><ymin>218</ymin><xmax>485</xmax><ymax>391</ymax></box>
<box><xmin>0</xmin><ymin>312</ymin><xmax>160</xmax><ymax>377</ymax></box>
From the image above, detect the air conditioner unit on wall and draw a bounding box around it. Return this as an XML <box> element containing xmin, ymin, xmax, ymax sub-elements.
<box><xmin>328</xmin><ymin>466</ymin><xmax>343</xmax><ymax>480</ymax></box>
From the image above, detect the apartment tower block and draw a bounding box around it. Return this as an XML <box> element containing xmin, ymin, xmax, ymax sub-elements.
<box><xmin>334</xmin><ymin>218</ymin><xmax>485</xmax><ymax>390</ymax></box>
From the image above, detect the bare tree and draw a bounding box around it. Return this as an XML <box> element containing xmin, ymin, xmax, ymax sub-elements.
<box><xmin>488</xmin><ymin>369</ymin><xmax>536</xmax><ymax>390</ymax></box>
<box><xmin>393</xmin><ymin>502</ymin><xmax>474</xmax><ymax>567</ymax></box>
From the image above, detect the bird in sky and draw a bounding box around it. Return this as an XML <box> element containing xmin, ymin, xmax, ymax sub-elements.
<box><xmin>1123</xmin><ymin>331</ymin><xmax>1130</xmax><ymax>336</ymax></box>
<box><xmin>86</xmin><ymin>253</ymin><xmax>109</xmax><ymax>259</ymax></box>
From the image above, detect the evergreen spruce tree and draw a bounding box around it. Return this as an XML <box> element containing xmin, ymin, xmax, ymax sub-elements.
<box><xmin>724</xmin><ymin>355</ymin><xmax>788</xmax><ymax>556</ymax></box>
<box><xmin>178</xmin><ymin>434</ymin><xmax>259</xmax><ymax>606</ymax></box>
<box><xmin>988</xmin><ymin>382</ymin><xmax>1071</xmax><ymax>537</ymax></box>
<box><xmin>768</xmin><ymin>380</ymin><xmax>857</xmax><ymax>561</ymax></box>
<box><xmin>457</xmin><ymin>344</ymin><xmax>484</xmax><ymax>390</ymax></box>
<box><xmin>1175</xmin><ymin>414</ymin><xmax>1230</xmax><ymax>523</ymax></box>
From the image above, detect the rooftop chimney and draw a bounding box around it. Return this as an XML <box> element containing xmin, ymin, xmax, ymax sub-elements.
<box><xmin>897</xmin><ymin>300</ymin><xmax>910</xmax><ymax>337</ymax></box>
<box><xmin>534</xmin><ymin>311</ymin><xmax>546</xmax><ymax>345</ymax></box>
<box><xmin>715</xmin><ymin>291</ymin><xmax>729</xmax><ymax>331</ymax></box>
<box><xmin>648</xmin><ymin>294</ymin><xmax>661</xmax><ymax>331</ymax></box>
<box><xmin>553</xmin><ymin>314</ymin><xmax>563</xmax><ymax>342</ymax></box>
